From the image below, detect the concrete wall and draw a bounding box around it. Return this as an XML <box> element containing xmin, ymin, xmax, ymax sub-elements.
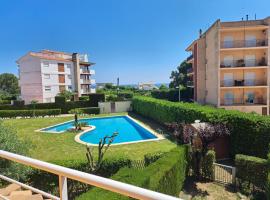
<box><xmin>220</xmin><ymin>29</ymin><xmax>267</xmax><ymax>42</ymax></box>
<box><xmin>196</xmin><ymin>38</ymin><xmax>206</xmax><ymax>104</ymax></box>
<box><xmin>99</xmin><ymin>101</ymin><xmax>132</xmax><ymax>114</ymax></box>
<box><xmin>18</xmin><ymin>55</ymin><xmax>43</xmax><ymax>104</ymax></box>
<box><xmin>205</xmin><ymin>21</ymin><xmax>220</xmax><ymax>106</ymax></box>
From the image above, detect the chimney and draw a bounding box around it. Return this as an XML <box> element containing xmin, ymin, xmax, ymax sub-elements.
<box><xmin>246</xmin><ymin>14</ymin><xmax>249</xmax><ymax>21</ymax></box>
<box><xmin>199</xmin><ymin>29</ymin><xmax>202</xmax><ymax>38</ymax></box>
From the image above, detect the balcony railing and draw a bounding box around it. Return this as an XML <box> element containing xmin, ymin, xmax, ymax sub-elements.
<box><xmin>220</xmin><ymin>97</ymin><xmax>266</xmax><ymax>106</ymax></box>
<box><xmin>0</xmin><ymin>150</ymin><xmax>180</xmax><ymax>200</ymax></box>
<box><xmin>80</xmin><ymin>79</ymin><xmax>91</xmax><ymax>84</ymax></box>
<box><xmin>186</xmin><ymin>54</ymin><xmax>193</xmax><ymax>62</ymax></box>
<box><xmin>220</xmin><ymin>39</ymin><xmax>268</xmax><ymax>49</ymax></box>
<box><xmin>220</xmin><ymin>79</ymin><xmax>267</xmax><ymax>87</ymax></box>
<box><xmin>220</xmin><ymin>58</ymin><xmax>267</xmax><ymax>68</ymax></box>
<box><xmin>187</xmin><ymin>81</ymin><xmax>194</xmax><ymax>87</ymax></box>
<box><xmin>187</xmin><ymin>67</ymin><xmax>193</xmax><ymax>74</ymax></box>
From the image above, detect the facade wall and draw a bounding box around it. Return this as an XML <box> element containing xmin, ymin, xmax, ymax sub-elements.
<box><xmin>196</xmin><ymin>38</ymin><xmax>206</xmax><ymax>104</ymax></box>
<box><xmin>220</xmin><ymin>30</ymin><xmax>267</xmax><ymax>42</ymax></box>
<box><xmin>205</xmin><ymin>21</ymin><xmax>220</xmax><ymax>106</ymax></box>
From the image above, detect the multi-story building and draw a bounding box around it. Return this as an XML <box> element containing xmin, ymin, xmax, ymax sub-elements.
<box><xmin>186</xmin><ymin>16</ymin><xmax>270</xmax><ymax>115</ymax></box>
<box><xmin>17</xmin><ymin>50</ymin><xmax>95</xmax><ymax>104</ymax></box>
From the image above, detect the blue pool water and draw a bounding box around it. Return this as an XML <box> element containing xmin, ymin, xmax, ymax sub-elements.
<box><xmin>41</xmin><ymin>116</ymin><xmax>157</xmax><ymax>144</ymax></box>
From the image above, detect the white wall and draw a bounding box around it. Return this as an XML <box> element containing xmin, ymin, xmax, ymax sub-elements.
<box><xmin>99</xmin><ymin>101</ymin><xmax>132</xmax><ymax>114</ymax></box>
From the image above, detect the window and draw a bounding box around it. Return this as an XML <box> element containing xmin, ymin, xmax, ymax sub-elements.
<box><xmin>43</xmin><ymin>61</ymin><xmax>49</xmax><ymax>67</ymax></box>
<box><xmin>223</xmin><ymin>56</ymin><xmax>233</xmax><ymax>67</ymax></box>
<box><xmin>244</xmin><ymin>72</ymin><xmax>256</xmax><ymax>86</ymax></box>
<box><xmin>223</xmin><ymin>36</ymin><xmax>233</xmax><ymax>48</ymax></box>
<box><xmin>245</xmin><ymin>92</ymin><xmax>255</xmax><ymax>104</ymax></box>
<box><xmin>68</xmin><ymin>75</ymin><xmax>72</xmax><ymax>79</ymax></box>
<box><xmin>224</xmin><ymin>92</ymin><xmax>234</xmax><ymax>105</ymax></box>
<box><xmin>68</xmin><ymin>85</ymin><xmax>72</xmax><ymax>90</ymax></box>
<box><xmin>45</xmin><ymin>86</ymin><xmax>51</xmax><ymax>92</ymax></box>
<box><xmin>245</xmin><ymin>55</ymin><xmax>256</xmax><ymax>67</ymax></box>
<box><xmin>245</xmin><ymin>35</ymin><xmax>256</xmax><ymax>47</ymax></box>
<box><xmin>223</xmin><ymin>73</ymin><xmax>233</xmax><ymax>87</ymax></box>
<box><xmin>66</xmin><ymin>64</ymin><xmax>71</xmax><ymax>69</ymax></box>
<box><xmin>44</xmin><ymin>74</ymin><xmax>50</xmax><ymax>79</ymax></box>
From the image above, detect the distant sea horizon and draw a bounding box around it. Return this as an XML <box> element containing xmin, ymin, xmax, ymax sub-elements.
<box><xmin>120</xmin><ymin>83</ymin><xmax>170</xmax><ymax>88</ymax></box>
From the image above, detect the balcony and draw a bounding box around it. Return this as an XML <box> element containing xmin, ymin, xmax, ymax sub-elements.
<box><xmin>80</xmin><ymin>69</ymin><xmax>95</xmax><ymax>75</ymax></box>
<box><xmin>220</xmin><ymin>39</ymin><xmax>268</xmax><ymax>49</ymax></box>
<box><xmin>220</xmin><ymin>79</ymin><xmax>267</xmax><ymax>87</ymax></box>
<box><xmin>220</xmin><ymin>97</ymin><xmax>266</xmax><ymax>106</ymax></box>
<box><xmin>187</xmin><ymin>80</ymin><xmax>194</xmax><ymax>87</ymax></box>
<box><xmin>220</xmin><ymin>58</ymin><xmax>267</xmax><ymax>68</ymax></box>
<box><xmin>186</xmin><ymin>54</ymin><xmax>193</xmax><ymax>63</ymax></box>
<box><xmin>187</xmin><ymin>67</ymin><xmax>194</xmax><ymax>74</ymax></box>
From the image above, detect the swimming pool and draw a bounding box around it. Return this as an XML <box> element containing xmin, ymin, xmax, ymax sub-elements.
<box><xmin>39</xmin><ymin>116</ymin><xmax>161</xmax><ymax>145</ymax></box>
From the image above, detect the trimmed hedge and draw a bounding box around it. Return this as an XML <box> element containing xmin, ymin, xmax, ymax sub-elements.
<box><xmin>235</xmin><ymin>154</ymin><xmax>268</xmax><ymax>190</ymax></box>
<box><xmin>76</xmin><ymin>146</ymin><xmax>188</xmax><ymax>200</ymax></box>
<box><xmin>132</xmin><ymin>96</ymin><xmax>270</xmax><ymax>158</ymax></box>
<box><xmin>69</xmin><ymin>107</ymin><xmax>100</xmax><ymax>115</ymax></box>
<box><xmin>151</xmin><ymin>88</ymin><xmax>193</xmax><ymax>102</ymax></box>
<box><xmin>0</xmin><ymin>109</ymin><xmax>61</xmax><ymax>118</ymax></box>
<box><xmin>89</xmin><ymin>94</ymin><xmax>105</xmax><ymax>107</ymax></box>
<box><xmin>266</xmin><ymin>152</ymin><xmax>270</xmax><ymax>199</ymax></box>
<box><xmin>201</xmin><ymin>150</ymin><xmax>215</xmax><ymax>180</ymax></box>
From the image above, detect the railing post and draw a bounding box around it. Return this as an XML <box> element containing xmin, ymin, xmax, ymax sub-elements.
<box><xmin>59</xmin><ymin>175</ymin><xmax>68</xmax><ymax>200</ymax></box>
<box><xmin>232</xmin><ymin>167</ymin><xmax>236</xmax><ymax>185</ymax></box>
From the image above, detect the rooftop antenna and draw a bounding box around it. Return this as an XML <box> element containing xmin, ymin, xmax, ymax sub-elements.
<box><xmin>246</xmin><ymin>14</ymin><xmax>249</xmax><ymax>21</ymax></box>
<box><xmin>199</xmin><ymin>29</ymin><xmax>202</xmax><ymax>38</ymax></box>
<box><xmin>241</xmin><ymin>17</ymin><xmax>244</xmax><ymax>21</ymax></box>
<box><xmin>255</xmin><ymin>14</ymin><xmax>257</xmax><ymax>20</ymax></box>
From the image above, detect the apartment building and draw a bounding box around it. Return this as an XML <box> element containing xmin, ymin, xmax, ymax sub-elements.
<box><xmin>186</xmin><ymin>16</ymin><xmax>270</xmax><ymax>115</ymax></box>
<box><xmin>17</xmin><ymin>50</ymin><xmax>95</xmax><ymax>104</ymax></box>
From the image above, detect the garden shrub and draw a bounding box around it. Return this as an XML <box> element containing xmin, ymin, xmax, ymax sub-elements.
<box><xmin>235</xmin><ymin>154</ymin><xmax>268</xmax><ymax>190</ymax></box>
<box><xmin>69</xmin><ymin>107</ymin><xmax>100</xmax><ymax>115</ymax></box>
<box><xmin>151</xmin><ymin>88</ymin><xmax>193</xmax><ymax>102</ymax></box>
<box><xmin>76</xmin><ymin>146</ymin><xmax>188</xmax><ymax>199</ymax></box>
<box><xmin>0</xmin><ymin>100</ymin><xmax>10</xmax><ymax>105</ymax></box>
<box><xmin>0</xmin><ymin>121</ymin><xmax>30</xmax><ymax>183</ymax></box>
<box><xmin>118</xmin><ymin>92</ymin><xmax>134</xmax><ymax>99</ymax></box>
<box><xmin>0</xmin><ymin>109</ymin><xmax>61</xmax><ymax>118</ymax></box>
<box><xmin>79</xmin><ymin>96</ymin><xmax>89</xmax><ymax>101</ymax></box>
<box><xmin>132</xmin><ymin>96</ymin><xmax>270</xmax><ymax>158</ymax></box>
<box><xmin>89</xmin><ymin>93</ymin><xmax>105</xmax><ymax>107</ymax></box>
<box><xmin>13</xmin><ymin>100</ymin><xmax>25</xmax><ymax>107</ymax></box>
<box><xmin>144</xmin><ymin>151</ymin><xmax>164</xmax><ymax>166</ymax></box>
<box><xmin>55</xmin><ymin>96</ymin><xmax>66</xmax><ymax>106</ymax></box>
<box><xmin>266</xmin><ymin>151</ymin><xmax>270</xmax><ymax>200</ymax></box>
<box><xmin>201</xmin><ymin>150</ymin><xmax>215</xmax><ymax>180</ymax></box>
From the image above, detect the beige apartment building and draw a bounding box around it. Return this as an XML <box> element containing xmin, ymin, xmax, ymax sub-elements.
<box><xmin>186</xmin><ymin>16</ymin><xmax>270</xmax><ymax>115</ymax></box>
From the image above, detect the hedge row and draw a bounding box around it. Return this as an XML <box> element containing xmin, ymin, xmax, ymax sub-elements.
<box><xmin>235</xmin><ymin>154</ymin><xmax>268</xmax><ymax>190</ymax></box>
<box><xmin>151</xmin><ymin>88</ymin><xmax>193</xmax><ymax>102</ymax></box>
<box><xmin>132</xmin><ymin>96</ymin><xmax>270</xmax><ymax>158</ymax></box>
<box><xmin>266</xmin><ymin>153</ymin><xmax>270</xmax><ymax>199</ymax></box>
<box><xmin>0</xmin><ymin>109</ymin><xmax>61</xmax><ymax>118</ymax></box>
<box><xmin>76</xmin><ymin>146</ymin><xmax>188</xmax><ymax>200</ymax></box>
<box><xmin>69</xmin><ymin>107</ymin><xmax>100</xmax><ymax>115</ymax></box>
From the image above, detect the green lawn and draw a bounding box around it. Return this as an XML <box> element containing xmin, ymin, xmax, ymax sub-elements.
<box><xmin>3</xmin><ymin>113</ymin><xmax>176</xmax><ymax>162</ymax></box>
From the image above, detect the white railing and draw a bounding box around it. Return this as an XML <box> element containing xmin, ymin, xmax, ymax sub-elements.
<box><xmin>0</xmin><ymin>150</ymin><xmax>180</xmax><ymax>200</ymax></box>
<box><xmin>89</xmin><ymin>69</ymin><xmax>95</xmax><ymax>75</ymax></box>
<box><xmin>213</xmin><ymin>162</ymin><xmax>236</xmax><ymax>185</ymax></box>
<box><xmin>90</xmin><ymin>79</ymin><xmax>95</xmax><ymax>84</ymax></box>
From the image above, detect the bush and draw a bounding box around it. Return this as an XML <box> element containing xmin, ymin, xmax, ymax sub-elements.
<box><xmin>266</xmin><ymin>152</ymin><xmax>270</xmax><ymax>199</ymax></box>
<box><xmin>235</xmin><ymin>154</ymin><xmax>268</xmax><ymax>190</ymax></box>
<box><xmin>0</xmin><ymin>121</ymin><xmax>30</xmax><ymax>183</ymax></box>
<box><xmin>0</xmin><ymin>100</ymin><xmax>10</xmax><ymax>105</ymax></box>
<box><xmin>13</xmin><ymin>100</ymin><xmax>25</xmax><ymax>107</ymax></box>
<box><xmin>201</xmin><ymin>150</ymin><xmax>215</xmax><ymax>180</ymax></box>
<box><xmin>118</xmin><ymin>92</ymin><xmax>133</xmax><ymax>99</ymax></box>
<box><xmin>76</xmin><ymin>146</ymin><xmax>188</xmax><ymax>199</ymax></box>
<box><xmin>144</xmin><ymin>152</ymin><xmax>164</xmax><ymax>166</ymax></box>
<box><xmin>79</xmin><ymin>96</ymin><xmax>89</xmax><ymax>101</ymax></box>
<box><xmin>55</xmin><ymin>96</ymin><xmax>66</xmax><ymax>106</ymax></box>
<box><xmin>89</xmin><ymin>94</ymin><xmax>105</xmax><ymax>107</ymax></box>
<box><xmin>151</xmin><ymin>88</ymin><xmax>193</xmax><ymax>102</ymax></box>
<box><xmin>132</xmin><ymin>96</ymin><xmax>270</xmax><ymax>158</ymax></box>
<box><xmin>0</xmin><ymin>109</ymin><xmax>61</xmax><ymax>118</ymax></box>
<box><xmin>69</xmin><ymin>107</ymin><xmax>100</xmax><ymax>115</ymax></box>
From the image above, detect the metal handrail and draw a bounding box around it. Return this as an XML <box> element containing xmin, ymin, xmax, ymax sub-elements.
<box><xmin>220</xmin><ymin>58</ymin><xmax>267</xmax><ymax>68</ymax></box>
<box><xmin>220</xmin><ymin>39</ymin><xmax>268</xmax><ymax>48</ymax></box>
<box><xmin>0</xmin><ymin>150</ymin><xmax>180</xmax><ymax>200</ymax></box>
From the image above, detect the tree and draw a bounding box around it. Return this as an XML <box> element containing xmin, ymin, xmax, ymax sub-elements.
<box><xmin>57</xmin><ymin>90</ymin><xmax>74</xmax><ymax>101</ymax></box>
<box><xmin>86</xmin><ymin>132</ymin><xmax>118</xmax><ymax>172</ymax></box>
<box><xmin>30</xmin><ymin>100</ymin><xmax>38</xmax><ymax>117</ymax></box>
<box><xmin>159</xmin><ymin>84</ymin><xmax>168</xmax><ymax>90</ymax></box>
<box><xmin>0</xmin><ymin>73</ymin><xmax>19</xmax><ymax>99</ymax></box>
<box><xmin>169</xmin><ymin>61</ymin><xmax>191</xmax><ymax>88</ymax></box>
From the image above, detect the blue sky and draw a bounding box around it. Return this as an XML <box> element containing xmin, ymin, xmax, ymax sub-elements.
<box><xmin>0</xmin><ymin>0</ymin><xmax>269</xmax><ymax>84</ymax></box>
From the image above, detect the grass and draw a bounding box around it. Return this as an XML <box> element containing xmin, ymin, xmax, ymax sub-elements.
<box><xmin>2</xmin><ymin>112</ymin><xmax>176</xmax><ymax>162</ymax></box>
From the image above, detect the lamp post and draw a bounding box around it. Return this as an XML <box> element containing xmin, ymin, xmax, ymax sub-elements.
<box><xmin>176</xmin><ymin>85</ymin><xmax>181</xmax><ymax>102</ymax></box>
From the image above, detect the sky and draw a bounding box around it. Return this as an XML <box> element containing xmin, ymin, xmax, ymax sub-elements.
<box><xmin>0</xmin><ymin>0</ymin><xmax>269</xmax><ymax>85</ymax></box>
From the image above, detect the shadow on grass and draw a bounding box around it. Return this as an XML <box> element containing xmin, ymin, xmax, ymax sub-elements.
<box><xmin>181</xmin><ymin>176</ymin><xmax>209</xmax><ymax>198</ymax></box>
